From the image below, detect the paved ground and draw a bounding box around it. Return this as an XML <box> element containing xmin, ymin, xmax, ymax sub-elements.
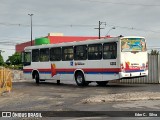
<box><xmin>0</xmin><ymin>80</ymin><xmax>160</xmax><ymax>119</ymax></box>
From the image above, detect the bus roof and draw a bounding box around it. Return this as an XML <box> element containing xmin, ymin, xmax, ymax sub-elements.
<box><xmin>24</xmin><ymin>37</ymin><xmax>118</xmax><ymax>50</ymax></box>
<box><xmin>24</xmin><ymin>36</ymin><xmax>145</xmax><ymax>50</ymax></box>
<box><xmin>121</xmin><ymin>36</ymin><xmax>145</xmax><ymax>39</ymax></box>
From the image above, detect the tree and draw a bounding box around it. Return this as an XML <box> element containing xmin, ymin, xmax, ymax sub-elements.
<box><xmin>6</xmin><ymin>52</ymin><xmax>22</xmax><ymax>65</ymax></box>
<box><xmin>0</xmin><ymin>54</ymin><xmax>4</xmax><ymax>66</ymax></box>
<box><xmin>150</xmin><ymin>49</ymin><xmax>159</xmax><ymax>55</ymax></box>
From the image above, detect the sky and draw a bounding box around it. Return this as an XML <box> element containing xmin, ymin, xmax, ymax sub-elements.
<box><xmin>0</xmin><ymin>0</ymin><xmax>160</xmax><ymax>61</ymax></box>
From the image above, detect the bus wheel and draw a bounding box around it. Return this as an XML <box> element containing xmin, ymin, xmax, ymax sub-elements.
<box><xmin>57</xmin><ymin>80</ymin><xmax>60</xmax><ymax>85</ymax></box>
<box><xmin>75</xmin><ymin>72</ymin><xmax>88</xmax><ymax>86</ymax></box>
<box><xmin>34</xmin><ymin>73</ymin><xmax>40</xmax><ymax>84</ymax></box>
<box><xmin>96</xmin><ymin>81</ymin><xmax>108</xmax><ymax>86</ymax></box>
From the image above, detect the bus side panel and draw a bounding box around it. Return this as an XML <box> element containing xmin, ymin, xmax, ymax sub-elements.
<box><xmin>101</xmin><ymin>55</ymin><xmax>121</xmax><ymax>81</ymax></box>
<box><xmin>52</xmin><ymin>61</ymin><xmax>75</xmax><ymax>81</ymax></box>
<box><xmin>54</xmin><ymin>60</ymin><xmax>103</xmax><ymax>82</ymax></box>
<box><xmin>60</xmin><ymin>74</ymin><xmax>74</xmax><ymax>81</ymax></box>
<box><xmin>23</xmin><ymin>69</ymin><xmax>33</xmax><ymax>80</ymax></box>
<box><xmin>101</xmin><ymin>60</ymin><xmax>120</xmax><ymax>81</ymax></box>
<box><xmin>80</xmin><ymin>60</ymin><xmax>103</xmax><ymax>82</ymax></box>
<box><xmin>85</xmin><ymin>74</ymin><xmax>102</xmax><ymax>82</ymax></box>
<box><xmin>30</xmin><ymin>62</ymin><xmax>49</xmax><ymax>80</ymax></box>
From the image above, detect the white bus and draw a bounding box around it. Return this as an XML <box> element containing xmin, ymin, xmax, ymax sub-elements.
<box><xmin>22</xmin><ymin>36</ymin><xmax>148</xmax><ymax>86</ymax></box>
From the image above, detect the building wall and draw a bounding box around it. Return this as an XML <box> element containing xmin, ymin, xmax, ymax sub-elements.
<box><xmin>16</xmin><ymin>41</ymin><xmax>34</xmax><ymax>52</ymax></box>
<box><xmin>15</xmin><ymin>36</ymin><xmax>100</xmax><ymax>52</ymax></box>
<box><xmin>48</xmin><ymin>36</ymin><xmax>99</xmax><ymax>44</ymax></box>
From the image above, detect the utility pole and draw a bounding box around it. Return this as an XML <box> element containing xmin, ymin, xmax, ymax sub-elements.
<box><xmin>95</xmin><ymin>21</ymin><xmax>106</xmax><ymax>39</ymax></box>
<box><xmin>28</xmin><ymin>14</ymin><xmax>34</xmax><ymax>46</ymax></box>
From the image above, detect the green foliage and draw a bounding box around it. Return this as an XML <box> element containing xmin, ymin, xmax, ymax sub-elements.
<box><xmin>0</xmin><ymin>54</ymin><xmax>4</xmax><ymax>66</ymax></box>
<box><xmin>6</xmin><ymin>52</ymin><xmax>22</xmax><ymax>69</ymax></box>
<box><xmin>5</xmin><ymin>64</ymin><xmax>23</xmax><ymax>69</ymax></box>
<box><xmin>150</xmin><ymin>49</ymin><xmax>159</xmax><ymax>55</ymax></box>
<box><xmin>7</xmin><ymin>52</ymin><xmax>22</xmax><ymax>65</ymax></box>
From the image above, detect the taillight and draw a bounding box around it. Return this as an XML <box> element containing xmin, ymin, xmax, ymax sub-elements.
<box><xmin>121</xmin><ymin>63</ymin><xmax>124</xmax><ymax>71</ymax></box>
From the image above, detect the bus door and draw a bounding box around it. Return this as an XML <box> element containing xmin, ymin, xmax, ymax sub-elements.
<box><xmin>102</xmin><ymin>42</ymin><xmax>120</xmax><ymax>81</ymax></box>
<box><xmin>85</xmin><ymin>44</ymin><xmax>103</xmax><ymax>81</ymax></box>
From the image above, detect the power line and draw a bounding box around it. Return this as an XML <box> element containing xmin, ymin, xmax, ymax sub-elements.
<box><xmin>0</xmin><ymin>44</ymin><xmax>17</xmax><ymax>46</ymax></box>
<box><xmin>0</xmin><ymin>39</ymin><xmax>27</xmax><ymax>43</ymax></box>
<box><xmin>0</xmin><ymin>22</ymin><xmax>28</xmax><ymax>27</ymax></box>
<box><xmin>104</xmin><ymin>23</ymin><xmax>160</xmax><ymax>34</ymax></box>
<box><xmin>0</xmin><ymin>21</ymin><xmax>160</xmax><ymax>34</ymax></box>
<box><xmin>0</xmin><ymin>22</ymin><xmax>97</xmax><ymax>28</ymax></box>
<box><xmin>81</xmin><ymin>0</ymin><xmax>160</xmax><ymax>7</ymax></box>
<box><xmin>0</xmin><ymin>37</ymin><xmax>29</xmax><ymax>40</ymax></box>
<box><xmin>0</xmin><ymin>39</ymin><xmax>25</xmax><ymax>44</ymax></box>
<box><xmin>0</xmin><ymin>47</ymin><xmax>15</xmax><ymax>50</ymax></box>
<box><xmin>148</xmin><ymin>46</ymin><xmax>160</xmax><ymax>47</ymax></box>
<box><xmin>147</xmin><ymin>48</ymin><xmax>160</xmax><ymax>50</ymax></box>
<box><xmin>105</xmin><ymin>26</ymin><xmax>160</xmax><ymax>35</ymax></box>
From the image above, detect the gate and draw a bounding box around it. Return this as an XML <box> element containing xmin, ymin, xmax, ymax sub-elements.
<box><xmin>0</xmin><ymin>67</ymin><xmax>12</xmax><ymax>94</ymax></box>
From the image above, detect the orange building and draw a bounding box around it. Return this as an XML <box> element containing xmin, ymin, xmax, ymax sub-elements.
<box><xmin>15</xmin><ymin>34</ymin><xmax>104</xmax><ymax>52</ymax></box>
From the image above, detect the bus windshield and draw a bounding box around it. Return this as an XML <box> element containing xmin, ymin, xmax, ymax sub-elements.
<box><xmin>121</xmin><ymin>38</ymin><xmax>146</xmax><ymax>52</ymax></box>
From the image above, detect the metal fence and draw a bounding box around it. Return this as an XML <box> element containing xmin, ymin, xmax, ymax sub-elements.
<box><xmin>120</xmin><ymin>54</ymin><xmax>160</xmax><ymax>84</ymax></box>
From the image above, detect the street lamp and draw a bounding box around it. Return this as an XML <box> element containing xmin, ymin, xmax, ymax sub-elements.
<box><xmin>105</xmin><ymin>27</ymin><xmax>116</xmax><ymax>37</ymax></box>
<box><xmin>28</xmin><ymin>14</ymin><xmax>33</xmax><ymax>46</ymax></box>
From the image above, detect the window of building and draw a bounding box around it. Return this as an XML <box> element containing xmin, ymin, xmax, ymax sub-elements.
<box><xmin>103</xmin><ymin>42</ymin><xmax>117</xmax><ymax>59</ymax></box>
<box><xmin>74</xmin><ymin>45</ymin><xmax>87</xmax><ymax>60</ymax></box>
<box><xmin>39</xmin><ymin>48</ymin><xmax>49</xmax><ymax>62</ymax></box>
<box><xmin>32</xmin><ymin>49</ymin><xmax>39</xmax><ymax>62</ymax></box>
<box><xmin>88</xmin><ymin>44</ymin><xmax>102</xmax><ymax>60</ymax></box>
<box><xmin>50</xmin><ymin>47</ymin><xmax>61</xmax><ymax>61</ymax></box>
<box><xmin>62</xmin><ymin>46</ymin><xmax>73</xmax><ymax>61</ymax></box>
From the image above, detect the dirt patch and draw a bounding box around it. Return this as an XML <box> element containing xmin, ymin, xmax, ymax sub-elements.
<box><xmin>81</xmin><ymin>92</ymin><xmax>160</xmax><ymax>104</ymax></box>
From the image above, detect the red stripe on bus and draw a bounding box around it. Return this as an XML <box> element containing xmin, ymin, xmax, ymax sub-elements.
<box><xmin>23</xmin><ymin>68</ymin><xmax>121</xmax><ymax>72</ymax></box>
<box><xmin>23</xmin><ymin>69</ymin><xmax>33</xmax><ymax>72</ymax></box>
<box><xmin>83</xmin><ymin>68</ymin><xmax>121</xmax><ymax>72</ymax></box>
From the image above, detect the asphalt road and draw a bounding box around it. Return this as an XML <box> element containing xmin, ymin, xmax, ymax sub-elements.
<box><xmin>0</xmin><ymin>80</ymin><xmax>160</xmax><ymax>120</ymax></box>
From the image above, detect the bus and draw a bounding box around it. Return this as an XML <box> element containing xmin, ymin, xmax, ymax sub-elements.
<box><xmin>22</xmin><ymin>36</ymin><xmax>148</xmax><ymax>86</ymax></box>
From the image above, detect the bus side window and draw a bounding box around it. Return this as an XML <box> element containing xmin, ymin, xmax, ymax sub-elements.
<box><xmin>32</xmin><ymin>49</ymin><xmax>39</xmax><ymax>62</ymax></box>
<box><xmin>62</xmin><ymin>46</ymin><xmax>73</xmax><ymax>61</ymax></box>
<box><xmin>40</xmin><ymin>48</ymin><xmax>49</xmax><ymax>62</ymax></box>
<box><xmin>23</xmin><ymin>52</ymin><xmax>31</xmax><ymax>66</ymax></box>
<box><xmin>103</xmin><ymin>43</ymin><xmax>117</xmax><ymax>59</ymax></box>
<box><xmin>50</xmin><ymin>47</ymin><xmax>61</xmax><ymax>61</ymax></box>
<box><xmin>74</xmin><ymin>45</ymin><xmax>87</xmax><ymax>60</ymax></box>
<box><xmin>88</xmin><ymin>44</ymin><xmax>102</xmax><ymax>60</ymax></box>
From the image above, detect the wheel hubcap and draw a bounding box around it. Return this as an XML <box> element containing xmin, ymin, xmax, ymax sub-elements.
<box><xmin>77</xmin><ymin>75</ymin><xmax>83</xmax><ymax>83</ymax></box>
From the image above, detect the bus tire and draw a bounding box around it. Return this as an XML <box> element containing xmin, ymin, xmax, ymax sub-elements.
<box><xmin>96</xmin><ymin>81</ymin><xmax>108</xmax><ymax>86</ymax></box>
<box><xmin>75</xmin><ymin>72</ymin><xmax>88</xmax><ymax>86</ymax></box>
<box><xmin>57</xmin><ymin>80</ymin><xmax>60</xmax><ymax>85</ymax></box>
<box><xmin>34</xmin><ymin>73</ymin><xmax>40</xmax><ymax>84</ymax></box>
